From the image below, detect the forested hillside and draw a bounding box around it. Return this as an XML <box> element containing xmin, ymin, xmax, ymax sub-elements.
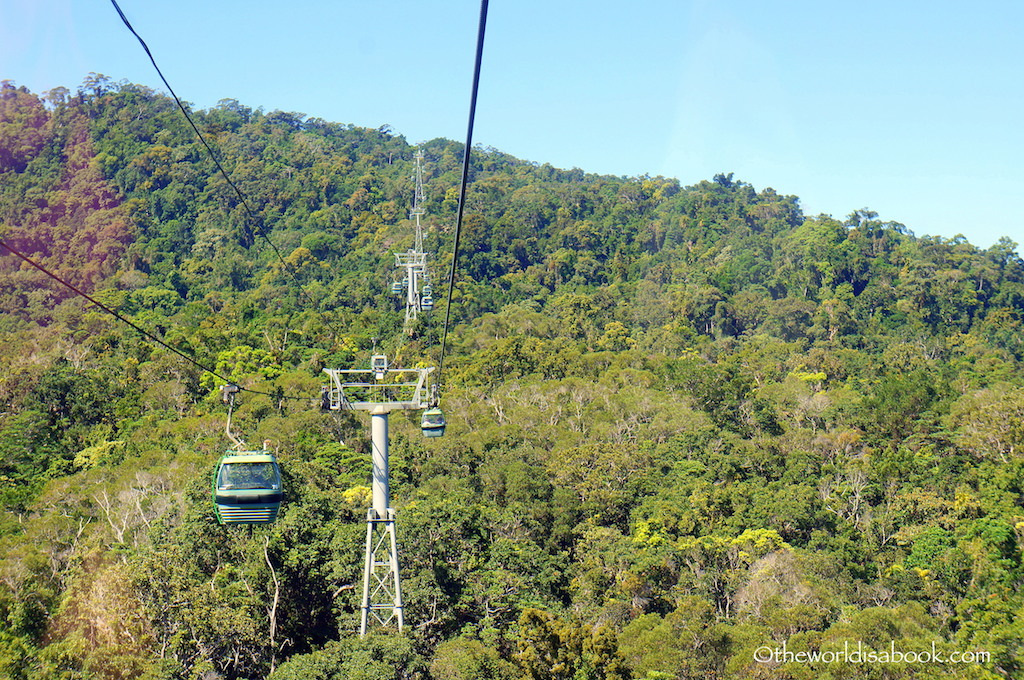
<box><xmin>1</xmin><ymin>76</ymin><xmax>1022</xmax><ymax>680</ymax></box>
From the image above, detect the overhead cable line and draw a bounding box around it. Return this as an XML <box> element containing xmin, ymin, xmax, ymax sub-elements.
<box><xmin>437</xmin><ymin>0</ymin><xmax>489</xmax><ymax>388</ymax></box>
<box><xmin>1</xmin><ymin>240</ymin><xmax>222</xmax><ymax>379</ymax></box>
<box><xmin>109</xmin><ymin>0</ymin><xmax>346</xmax><ymax>343</ymax></box>
<box><xmin>0</xmin><ymin>240</ymin><xmax>305</xmax><ymax>403</ymax></box>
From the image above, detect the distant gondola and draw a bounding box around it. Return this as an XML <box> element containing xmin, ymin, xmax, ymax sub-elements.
<box><xmin>421</xmin><ymin>408</ymin><xmax>446</xmax><ymax>437</ymax></box>
<box><xmin>213</xmin><ymin>450</ymin><xmax>283</xmax><ymax>524</ymax></box>
<box><xmin>420</xmin><ymin>295</ymin><xmax>434</xmax><ymax>311</ymax></box>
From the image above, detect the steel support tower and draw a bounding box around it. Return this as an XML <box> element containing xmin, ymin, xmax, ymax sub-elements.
<box><xmin>395</xmin><ymin>150</ymin><xmax>431</xmax><ymax>327</ymax></box>
<box><xmin>322</xmin><ymin>357</ymin><xmax>435</xmax><ymax>634</ymax></box>
<box><xmin>395</xmin><ymin>249</ymin><xmax>427</xmax><ymax>325</ymax></box>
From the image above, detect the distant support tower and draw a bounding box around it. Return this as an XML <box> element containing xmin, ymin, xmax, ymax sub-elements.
<box><xmin>322</xmin><ymin>356</ymin><xmax>435</xmax><ymax>634</ymax></box>
<box><xmin>411</xmin><ymin>148</ymin><xmax>426</xmax><ymax>254</ymax></box>
<box><xmin>393</xmin><ymin>150</ymin><xmax>432</xmax><ymax>329</ymax></box>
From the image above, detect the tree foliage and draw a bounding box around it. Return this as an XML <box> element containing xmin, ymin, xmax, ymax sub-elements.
<box><xmin>0</xmin><ymin>77</ymin><xmax>1022</xmax><ymax>679</ymax></box>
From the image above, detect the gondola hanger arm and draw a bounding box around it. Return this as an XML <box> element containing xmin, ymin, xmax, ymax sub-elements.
<box><xmin>220</xmin><ymin>384</ymin><xmax>246</xmax><ymax>450</ymax></box>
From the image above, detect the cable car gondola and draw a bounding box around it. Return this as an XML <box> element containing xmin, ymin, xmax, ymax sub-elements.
<box><xmin>213</xmin><ymin>450</ymin><xmax>283</xmax><ymax>524</ymax></box>
<box><xmin>420</xmin><ymin>295</ymin><xmax>434</xmax><ymax>311</ymax></box>
<box><xmin>421</xmin><ymin>408</ymin><xmax>446</xmax><ymax>437</ymax></box>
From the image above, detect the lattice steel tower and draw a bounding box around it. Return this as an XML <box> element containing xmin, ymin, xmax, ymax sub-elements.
<box><xmin>392</xmin><ymin>150</ymin><xmax>432</xmax><ymax>327</ymax></box>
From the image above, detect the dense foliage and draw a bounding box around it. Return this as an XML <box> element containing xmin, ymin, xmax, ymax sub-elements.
<box><xmin>1</xmin><ymin>76</ymin><xmax>1023</xmax><ymax>679</ymax></box>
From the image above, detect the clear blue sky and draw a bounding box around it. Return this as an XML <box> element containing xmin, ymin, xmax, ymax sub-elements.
<box><xmin>4</xmin><ymin>0</ymin><xmax>1022</xmax><ymax>251</ymax></box>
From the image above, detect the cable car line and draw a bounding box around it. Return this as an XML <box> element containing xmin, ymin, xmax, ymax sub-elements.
<box><xmin>109</xmin><ymin>0</ymin><xmax>347</xmax><ymax>344</ymax></box>
<box><xmin>0</xmin><ymin>239</ymin><xmax>227</xmax><ymax>380</ymax></box>
<box><xmin>113</xmin><ymin>0</ymin><xmax>488</xmax><ymax>409</ymax></box>
<box><xmin>436</xmin><ymin>0</ymin><xmax>489</xmax><ymax>391</ymax></box>
<box><xmin>0</xmin><ymin>239</ymin><xmax>306</xmax><ymax>403</ymax></box>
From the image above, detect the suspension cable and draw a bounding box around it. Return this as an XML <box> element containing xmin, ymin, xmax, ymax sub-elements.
<box><xmin>437</xmin><ymin>0</ymin><xmax>489</xmax><ymax>389</ymax></box>
<box><xmin>0</xmin><ymin>239</ymin><xmax>304</xmax><ymax>402</ymax></box>
<box><xmin>112</xmin><ymin>0</ymin><xmax>490</xmax><ymax>397</ymax></box>
<box><xmin>109</xmin><ymin>0</ymin><xmax>346</xmax><ymax>343</ymax></box>
<box><xmin>1</xmin><ymin>240</ymin><xmax>227</xmax><ymax>379</ymax></box>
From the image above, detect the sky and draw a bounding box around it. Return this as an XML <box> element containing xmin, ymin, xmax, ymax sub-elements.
<box><xmin>3</xmin><ymin>0</ymin><xmax>1022</xmax><ymax>251</ymax></box>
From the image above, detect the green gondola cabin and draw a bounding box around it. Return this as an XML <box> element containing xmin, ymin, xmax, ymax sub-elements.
<box><xmin>213</xmin><ymin>451</ymin><xmax>283</xmax><ymax>524</ymax></box>
<box><xmin>421</xmin><ymin>408</ymin><xmax>446</xmax><ymax>437</ymax></box>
